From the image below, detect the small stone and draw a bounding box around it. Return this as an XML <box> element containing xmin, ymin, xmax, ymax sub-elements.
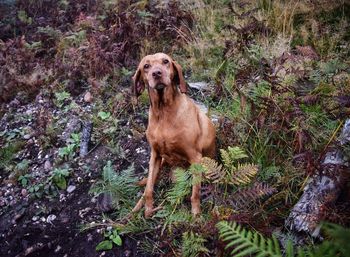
<box><xmin>32</xmin><ymin>216</ymin><xmax>39</xmax><ymax>222</ymax></box>
<box><xmin>54</xmin><ymin>245</ymin><xmax>62</xmax><ymax>253</ymax></box>
<box><xmin>188</xmin><ymin>81</ymin><xmax>209</xmax><ymax>91</ymax></box>
<box><xmin>87</xmin><ymin>233</ymin><xmax>93</xmax><ymax>242</ymax></box>
<box><xmin>66</xmin><ymin>185</ymin><xmax>76</xmax><ymax>194</ymax></box>
<box><xmin>47</xmin><ymin>214</ymin><xmax>56</xmax><ymax>223</ymax></box>
<box><xmin>21</xmin><ymin>188</ymin><xmax>28</xmax><ymax>197</ymax></box>
<box><xmin>84</xmin><ymin>91</ymin><xmax>93</xmax><ymax>103</ymax></box>
<box><xmin>0</xmin><ymin>199</ymin><xmax>6</xmax><ymax>207</ymax></box>
<box><xmin>44</xmin><ymin>160</ymin><xmax>52</xmax><ymax>171</ymax></box>
<box><xmin>23</xmin><ymin>134</ymin><xmax>31</xmax><ymax>140</ymax></box>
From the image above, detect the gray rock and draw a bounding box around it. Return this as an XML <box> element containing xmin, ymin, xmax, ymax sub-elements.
<box><xmin>188</xmin><ymin>81</ymin><xmax>209</xmax><ymax>91</ymax></box>
<box><xmin>21</xmin><ymin>188</ymin><xmax>28</xmax><ymax>197</ymax></box>
<box><xmin>44</xmin><ymin>160</ymin><xmax>52</xmax><ymax>171</ymax></box>
<box><xmin>97</xmin><ymin>193</ymin><xmax>114</xmax><ymax>212</ymax></box>
<box><xmin>66</xmin><ymin>185</ymin><xmax>76</xmax><ymax>194</ymax></box>
<box><xmin>46</xmin><ymin>214</ymin><xmax>56</xmax><ymax>223</ymax></box>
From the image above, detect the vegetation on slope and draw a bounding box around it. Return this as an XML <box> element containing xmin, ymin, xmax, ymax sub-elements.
<box><xmin>0</xmin><ymin>0</ymin><xmax>349</xmax><ymax>256</ymax></box>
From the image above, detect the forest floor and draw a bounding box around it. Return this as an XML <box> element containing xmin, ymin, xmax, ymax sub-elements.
<box><xmin>1</xmin><ymin>1</ymin><xmax>350</xmax><ymax>257</ymax></box>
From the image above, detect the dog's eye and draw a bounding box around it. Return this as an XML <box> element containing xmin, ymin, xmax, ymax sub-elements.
<box><xmin>163</xmin><ymin>59</ymin><xmax>169</xmax><ymax>64</ymax></box>
<box><xmin>144</xmin><ymin>64</ymin><xmax>150</xmax><ymax>69</ymax></box>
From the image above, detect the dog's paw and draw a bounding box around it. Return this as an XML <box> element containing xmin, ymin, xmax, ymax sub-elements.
<box><xmin>191</xmin><ymin>206</ymin><xmax>201</xmax><ymax>217</ymax></box>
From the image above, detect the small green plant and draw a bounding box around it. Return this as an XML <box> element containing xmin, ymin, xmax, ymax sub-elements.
<box><xmin>17</xmin><ymin>10</ymin><xmax>32</xmax><ymax>24</ymax></box>
<box><xmin>182</xmin><ymin>231</ymin><xmax>209</xmax><ymax>257</ymax></box>
<box><xmin>18</xmin><ymin>174</ymin><xmax>32</xmax><ymax>187</ymax></box>
<box><xmin>58</xmin><ymin>133</ymin><xmax>81</xmax><ymax>160</ymax></box>
<box><xmin>0</xmin><ymin>142</ymin><xmax>25</xmax><ymax>173</ymax></box>
<box><xmin>54</xmin><ymin>91</ymin><xmax>71</xmax><ymax>108</ymax></box>
<box><xmin>28</xmin><ymin>183</ymin><xmax>44</xmax><ymax>198</ymax></box>
<box><xmin>49</xmin><ymin>167</ymin><xmax>70</xmax><ymax>190</ymax></box>
<box><xmin>90</xmin><ymin>161</ymin><xmax>138</xmax><ymax>211</ymax></box>
<box><xmin>98</xmin><ymin>111</ymin><xmax>111</xmax><ymax>120</ymax></box>
<box><xmin>96</xmin><ymin>228</ymin><xmax>122</xmax><ymax>251</ymax></box>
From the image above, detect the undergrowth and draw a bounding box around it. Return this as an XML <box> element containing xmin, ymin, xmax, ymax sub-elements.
<box><xmin>1</xmin><ymin>0</ymin><xmax>349</xmax><ymax>256</ymax></box>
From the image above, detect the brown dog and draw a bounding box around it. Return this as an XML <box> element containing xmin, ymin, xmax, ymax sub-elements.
<box><xmin>131</xmin><ymin>53</ymin><xmax>216</xmax><ymax>217</ymax></box>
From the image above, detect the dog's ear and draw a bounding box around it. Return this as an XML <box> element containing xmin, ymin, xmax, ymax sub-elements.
<box><xmin>172</xmin><ymin>61</ymin><xmax>187</xmax><ymax>94</ymax></box>
<box><xmin>132</xmin><ymin>67</ymin><xmax>145</xmax><ymax>97</ymax></box>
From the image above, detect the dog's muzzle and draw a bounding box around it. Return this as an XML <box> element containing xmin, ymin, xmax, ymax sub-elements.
<box><xmin>155</xmin><ymin>83</ymin><xmax>165</xmax><ymax>90</ymax></box>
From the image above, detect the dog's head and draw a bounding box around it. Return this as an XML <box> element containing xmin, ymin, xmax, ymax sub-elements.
<box><xmin>132</xmin><ymin>53</ymin><xmax>187</xmax><ymax>97</ymax></box>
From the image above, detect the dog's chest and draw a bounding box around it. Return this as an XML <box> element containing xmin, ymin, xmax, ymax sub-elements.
<box><xmin>146</xmin><ymin>122</ymin><xmax>188</xmax><ymax>162</ymax></box>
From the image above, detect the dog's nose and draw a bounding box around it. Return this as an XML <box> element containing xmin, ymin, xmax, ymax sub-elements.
<box><xmin>152</xmin><ymin>70</ymin><xmax>162</xmax><ymax>79</ymax></box>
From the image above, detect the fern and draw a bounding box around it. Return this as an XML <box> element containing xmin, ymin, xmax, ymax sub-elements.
<box><xmin>89</xmin><ymin>161</ymin><xmax>138</xmax><ymax>210</ymax></box>
<box><xmin>230</xmin><ymin>163</ymin><xmax>258</xmax><ymax>186</ymax></box>
<box><xmin>231</xmin><ymin>182</ymin><xmax>276</xmax><ymax>209</ymax></box>
<box><xmin>217</xmin><ymin>221</ymin><xmax>281</xmax><ymax>257</ymax></box>
<box><xmin>220</xmin><ymin>146</ymin><xmax>248</xmax><ymax>171</ymax></box>
<box><xmin>201</xmin><ymin>147</ymin><xmax>258</xmax><ymax>187</ymax></box>
<box><xmin>217</xmin><ymin>221</ymin><xmax>350</xmax><ymax>257</ymax></box>
<box><xmin>201</xmin><ymin>157</ymin><xmax>225</xmax><ymax>183</ymax></box>
<box><xmin>166</xmin><ymin>168</ymin><xmax>191</xmax><ymax>206</ymax></box>
<box><xmin>182</xmin><ymin>231</ymin><xmax>209</xmax><ymax>257</ymax></box>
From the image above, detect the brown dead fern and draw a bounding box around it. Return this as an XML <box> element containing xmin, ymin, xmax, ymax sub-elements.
<box><xmin>231</xmin><ymin>182</ymin><xmax>276</xmax><ymax>209</ymax></box>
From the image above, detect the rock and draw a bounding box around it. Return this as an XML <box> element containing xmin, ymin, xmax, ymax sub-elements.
<box><xmin>87</xmin><ymin>233</ymin><xmax>93</xmax><ymax>242</ymax></box>
<box><xmin>97</xmin><ymin>193</ymin><xmax>114</xmax><ymax>212</ymax></box>
<box><xmin>46</xmin><ymin>214</ymin><xmax>56</xmax><ymax>223</ymax></box>
<box><xmin>23</xmin><ymin>134</ymin><xmax>31</xmax><ymax>140</ymax></box>
<box><xmin>188</xmin><ymin>81</ymin><xmax>209</xmax><ymax>91</ymax></box>
<box><xmin>54</xmin><ymin>245</ymin><xmax>62</xmax><ymax>253</ymax></box>
<box><xmin>60</xmin><ymin>117</ymin><xmax>81</xmax><ymax>142</ymax></box>
<box><xmin>0</xmin><ymin>199</ymin><xmax>6</xmax><ymax>207</ymax></box>
<box><xmin>194</xmin><ymin>100</ymin><xmax>208</xmax><ymax>114</ymax></box>
<box><xmin>9</xmin><ymin>98</ymin><xmax>20</xmax><ymax>108</ymax></box>
<box><xmin>66</xmin><ymin>185</ymin><xmax>76</xmax><ymax>194</ymax></box>
<box><xmin>44</xmin><ymin>160</ymin><xmax>52</xmax><ymax>171</ymax></box>
<box><xmin>84</xmin><ymin>91</ymin><xmax>93</xmax><ymax>103</ymax></box>
<box><xmin>21</xmin><ymin>188</ymin><xmax>28</xmax><ymax>197</ymax></box>
<box><xmin>32</xmin><ymin>216</ymin><xmax>39</xmax><ymax>222</ymax></box>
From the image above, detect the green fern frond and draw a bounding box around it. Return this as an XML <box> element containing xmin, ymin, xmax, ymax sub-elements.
<box><xmin>217</xmin><ymin>221</ymin><xmax>281</xmax><ymax>257</ymax></box>
<box><xmin>201</xmin><ymin>157</ymin><xmax>225</xmax><ymax>183</ymax></box>
<box><xmin>220</xmin><ymin>146</ymin><xmax>248</xmax><ymax>170</ymax></box>
<box><xmin>230</xmin><ymin>163</ymin><xmax>258</xmax><ymax>186</ymax></box>
<box><xmin>182</xmin><ymin>231</ymin><xmax>209</xmax><ymax>257</ymax></box>
<box><xmin>166</xmin><ymin>168</ymin><xmax>191</xmax><ymax>206</ymax></box>
<box><xmin>89</xmin><ymin>161</ymin><xmax>138</xmax><ymax>209</ymax></box>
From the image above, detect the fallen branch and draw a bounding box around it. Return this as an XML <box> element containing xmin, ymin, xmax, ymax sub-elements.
<box><xmin>285</xmin><ymin>119</ymin><xmax>350</xmax><ymax>238</ymax></box>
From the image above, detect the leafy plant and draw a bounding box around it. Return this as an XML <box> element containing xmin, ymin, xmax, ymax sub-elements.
<box><xmin>54</xmin><ymin>91</ymin><xmax>71</xmax><ymax>108</ymax></box>
<box><xmin>49</xmin><ymin>167</ymin><xmax>70</xmax><ymax>190</ymax></box>
<box><xmin>217</xmin><ymin>221</ymin><xmax>282</xmax><ymax>257</ymax></box>
<box><xmin>58</xmin><ymin>133</ymin><xmax>81</xmax><ymax>160</ymax></box>
<box><xmin>98</xmin><ymin>111</ymin><xmax>111</xmax><ymax>121</ymax></box>
<box><xmin>217</xmin><ymin>221</ymin><xmax>350</xmax><ymax>257</ymax></box>
<box><xmin>18</xmin><ymin>10</ymin><xmax>32</xmax><ymax>24</ymax></box>
<box><xmin>89</xmin><ymin>161</ymin><xmax>138</xmax><ymax>210</ymax></box>
<box><xmin>202</xmin><ymin>146</ymin><xmax>258</xmax><ymax>186</ymax></box>
<box><xmin>166</xmin><ymin>168</ymin><xmax>192</xmax><ymax>207</ymax></box>
<box><xmin>18</xmin><ymin>174</ymin><xmax>32</xmax><ymax>187</ymax></box>
<box><xmin>96</xmin><ymin>228</ymin><xmax>122</xmax><ymax>251</ymax></box>
<box><xmin>28</xmin><ymin>183</ymin><xmax>44</xmax><ymax>198</ymax></box>
<box><xmin>182</xmin><ymin>231</ymin><xmax>209</xmax><ymax>257</ymax></box>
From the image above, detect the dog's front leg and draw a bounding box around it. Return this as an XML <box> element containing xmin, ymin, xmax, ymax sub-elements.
<box><xmin>144</xmin><ymin>149</ymin><xmax>162</xmax><ymax>217</ymax></box>
<box><xmin>132</xmin><ymin>149</ymin><xmax>161</xmax><ymax>217</ymax></box>
<box><xmin>189</xmin><ymin>153</ymin><xmax>203</xmax><ymax>217</ymax></box>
